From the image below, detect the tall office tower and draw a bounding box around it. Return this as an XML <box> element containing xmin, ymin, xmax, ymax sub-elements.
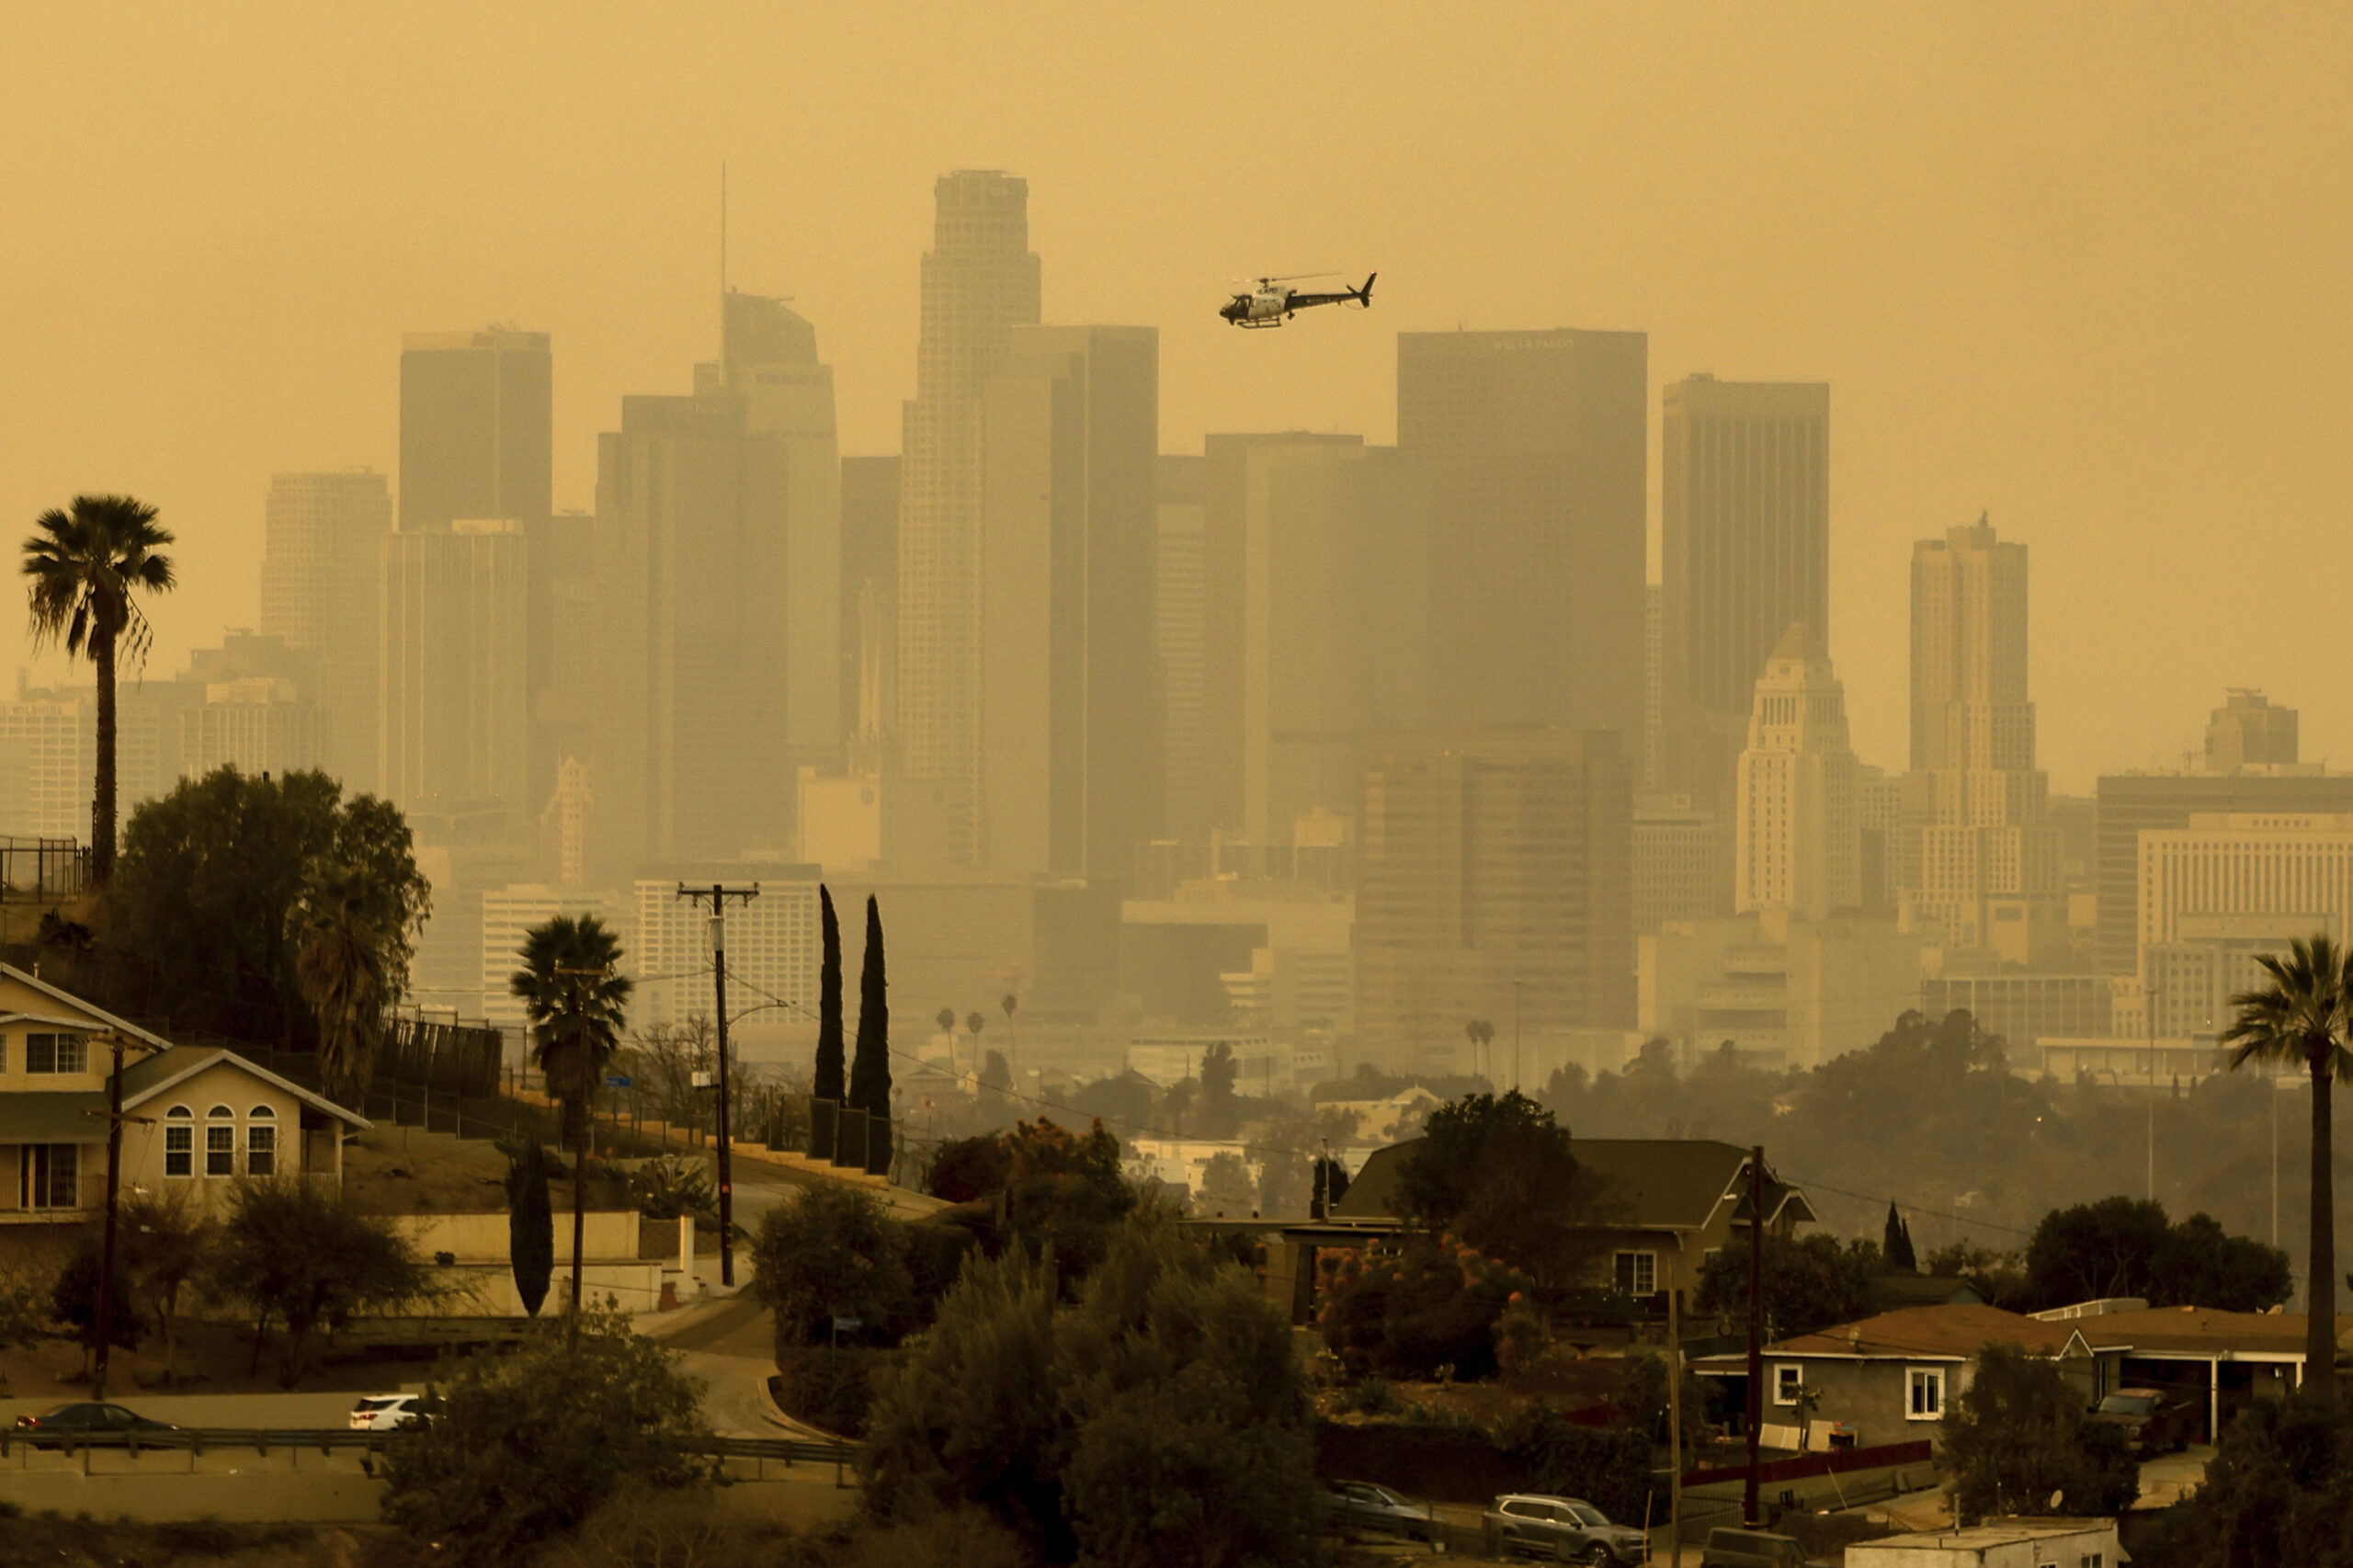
<box><xmin>840</xmin><ymin>457</ymin><xmax>900</xmax><ymax>761</ymax></box>
<box><xmin>398</xmin><ymin>330</ymin><xmax>552</xmax><ymax>532</ymax></box>
<box><xmin>1734</xmin><ymin>625</ymin><xmax>1859</xmax><ymax>920</ymax></box>
<box><xmin>897</xmin><ymin>171</ymin><xmax>1043</xmax><ymax>863</ymax></box>
<box><xmin>1155</xmin><ymin>455</ymin><xmax>1210</xmax><ymax>843</ymax></box>
<box><xmin>523</xmin><ymin>511</ymin><xmax>597</xmax><ymax>834</ymax></box>
<box><xmin>1659</xmin><ymin>376</ymin><xmax>1830</xmax><ymax>821</ymax></box>
<box><xmin>631</xmin><ymin>869</ymin><xmax>820</xmax><ymax>1029</ymax></box>
<box><xmin>1902</xmin><ymin>515</ymin><xmax>2062</xmax><ymax>960</ymax></box>
<box><xmin>381</xmin><ymin>521</ymin><xmax>530</xmax><ymax>820</ymax></box>
<box><xmin>171</xmin><ymin>631</ymin><xmax>323</xmax><ymax>783</ymax></box>
<box><xmin>1857</xmin><ymin>763</ymin><xmax>1904</xmax><ymax>914</ymax></box>
<box><xmin>2205</xmin><ymin>689</ymin><xmax>2298</xmax><ymax>773</ymax></box>
<box><xmin>1395</xmin><ymin>329</ymin><xmax>1645</xmax><ymax>738</ymax></box>
<box><xmin>976</xmin><ymin>324</ymin><xmax>1160</xmax><ymax>878</ymax></box>
<box><xmin>2093</xmin><ymin>771</ymin><xmax>2353</xmax><ymax>974</ymax></box>
<box><xmin>1633</xmin><ymin>792</ymin><xmax>1729</xmax><ymax>935</ymax></box>
<box><xmin>259</xmin><ymin>472</ymin><xmax>392</xmax><ymax>790</ymax></box>
<box><xmin>0</xmin><ymin>696</ymin><xmax>94</xmax><ymax>839</ymax></box>
<box><xmin>1355</xmin><ymin>729</ymin><xmax>1633</xmax><ymax>1071</ymax></box>
<box><xmin>481</xmin><ymin>884</ymin><xmax>618</xmax><ymax>1044</ymax></box>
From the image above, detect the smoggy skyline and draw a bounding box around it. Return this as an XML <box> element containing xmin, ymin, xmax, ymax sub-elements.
<box><xmin>4</xmin><ymin>4</ymin><xmax>2347</xmax><ymax>790</ymax></box>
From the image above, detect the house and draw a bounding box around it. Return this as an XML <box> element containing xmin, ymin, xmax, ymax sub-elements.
<box><xmin>1328</xmin><ymin>1136</ymin><xmax>1815</xmax><ymax>1301</ymax></box>
<box><xmin>1313</xmin><ymin>1085</ymin><xmax>1441</xmax><ymax>1143</ymax></box>
<box><xmin>0</xmin><ymin>966</ymin><xmax>368</xmax><ymax>1222</ymax></box>
<box><xmin>1845</xmin><ymin>1519</ymin><xmax>2122</xmax><ymax>1568</ymax></box>
<box><xmin>2061</xmin><ymin>1303</ymin><xmax>2353</xmax><ymax>1442</ymax></box>
<box><xmin>1691</xmin><ymin>1305</ymin><xmax>2128</xmax><ymax>1451</ymax></box>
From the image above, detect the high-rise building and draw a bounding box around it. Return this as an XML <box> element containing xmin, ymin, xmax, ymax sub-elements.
<box><xmin>1355</xmin><ymin>729</ymin><xmax>1633</xmax><ymax>1071</ymax></box>
<box><xmin>481</xmin><ymin>883</ymin><xmax>620</xmax><ymax>1045</ymax></box>
<box><xmin>2204</xmin><ymin>688</ymin><xmax>2298</xmax><ymax>774</ymax></box>
<box><xmin>381</xmin><ymin>521</ymin><xmax>530</xmax><ymax>821</ymax></box>
<box><xmin>259</xmin><ymin>472</ymin><xmax>392</xmax><ymax>791</ymax></box>
<box><xmin>1659</xmin><ymin>376</ymin><xmax>1830</xmax><ymax>820</ymax></box>
<box><xmin>1735</xmin><ymin>625</ymin><xmax>1860</xmax><ymax>920</ymax></box>
<box><xmin>1154</xmin><ymin>455</ymin><xmax>1210</xmax><ymax>842</ymax></box>
<box><xmin>0</xmin><ymin>696</ymin><xmax>93</xmax><ymax>840</ymax></box>
<box><xmin>1633</xmin><ymin>792</ymin><xmax>1728</xmax><ymax>935</ymax></box>
<box><xmin>840</xmin><ymin>456</ymin><xmax>900</xmax><ymax>761</ymax></box>
<box><xmin>1902</xmin><ymin>515</ymin><xmax>2062</xmax><ymax>961</ymax></box>
<box><xmin>2137</xmin><ymin>812</ymin><xmax>2353</xmax><ymax>954</ymax></box>
<box><xmin>1395</xmin><ymin>329</ymin><xmax>1645</xmax><ymax>738</ymax></box>
<box><xmin>1643</xmin><ymin>584</ymin><xmax>1663</xmax><ymax>789</ymax></box>
<box><xmin>897</xmin><ymin>171</ymin><xmax>1043</xmax><ymax>864</ymax></box>
<box><xmin>976</xmin><ymin>324</ymin><xmax>1160</xmax><ymax>879</ymax></box>
<box><xmin>397</xmin><ymin>330</ymin><xmax>552</xmax><ymax>532</ymax></box>
<box><xmin>2095</xmin><ymin>771</ymin><xmax>2353</xmax><ymax>974</ymax></box>
<box><xmin>631</xmin><ymin>870</ymin><xmax>821</xmax><ymax>1030</ymax></box>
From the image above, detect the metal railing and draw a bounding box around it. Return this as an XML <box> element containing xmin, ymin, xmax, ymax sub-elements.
<box><xmin>0</xmin><ymin>1426</ymin><xmax>860</xmax><ymax>1484</ymax></box>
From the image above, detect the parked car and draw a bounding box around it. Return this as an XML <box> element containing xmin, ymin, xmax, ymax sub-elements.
<box><xmin>348</xmin><ymin>1393</ymin><xmax>423</xmax><ymax>1431</ymax></box>
<box><xmin>2088</xmin><ymin>1387</ymin><xmax>2196</xmax><ymax>1454</ymax></box>
<box><xmin>1319</xmin><ymin>1480</ymin><xmax>1438</xmax><ymax>1540</ymax></box>
<box><xmin>12</xmin><ymin>1402</ymin><xmax>179</xmax><ymax>1448</ymax></box>
<box><xmin>1698</xmin><ymin>1527</ymin><xmax>1814</xmax><ymax>1568</ymax></box>
<box><xmin>1483</xmin><ymin>1493</ymin><xmax>1650</xmax><ymax>1563</ymax></box>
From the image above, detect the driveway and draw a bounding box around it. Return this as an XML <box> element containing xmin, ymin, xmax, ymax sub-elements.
<box><xmin>2137</xmin><ymin>1444</ymin><xmax>2214</xmax><ymax>1508</ymax></box>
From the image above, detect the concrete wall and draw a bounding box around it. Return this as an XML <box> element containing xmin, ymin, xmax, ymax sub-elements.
<box><xmin>1766</xmin><ymin>1358</ymin><xmax>1963</xmax><ymax>1451</ymax></box>
<box><xmin>394</xmin><ymin>1209</ymin><xmax>640</xmax><ymax>1263</ymax></box>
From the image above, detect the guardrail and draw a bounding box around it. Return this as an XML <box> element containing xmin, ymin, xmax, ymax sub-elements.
<box><xmin>0</xmin><ymin>1427</ymin><xmax>861</xmax><ymax>1484</ymax></box>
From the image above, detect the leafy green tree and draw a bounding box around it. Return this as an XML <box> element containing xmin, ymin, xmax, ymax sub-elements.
<box><xmin>1696</xmin><ymin>1233</ymin><xmax>1882</xmax><ymax>1340</ymax></box>
<box><xmin>511</xmin><ymin>913</ymin><xmax>632</xmax><ymax>1324</ymax></box>
<box><xmin>202</xmin><ymin>1178</ymin><xmax>436</xmax><ymax>1384</ymax></box>
<box><xmin>1941</xmin><ymin>1343</ymin><xmax>2138</xmax><ymax>1520</ymax></box>
<box><xmin>1395</xmin><ymin>1090</ymin><xmax>1610</xmax><ymax>1294</ymax></box>
<box><xmin>1199</xmin><ymin>1040</ymin><xmax>1240</xmax><ymax>1138</ymax></box>
<box><xmin>113</xmin><ymin>768</ymin><xmax>429</xmax><ymax>1050</ymax></box>
<box><xmin>21</xmin><ymin>494</ymin><xmax>175</xmax><ymax>882</ymax></box>
<box><xmin>2158</xmin><ymin>1212</ymin><xmax>2294</xmax><ymax>1312</ymax></box>
<box><xmin>1883</xmin><ymin>1201</ymin><xmax>1918</xmax><ymax>1273</ymax></box>
<box><xmin>51</xmin><ymin>1236</ymin><xmax>142</xmax><ymax>1376</ymax></box>
<box><xmin>1926</xmin><ymin>1240</ymin><xmax>2034</xmax><ymax>1311</ymax></box>
<box><xmin>1195</xmin><ymin>1150</ymin><xmax>1255</xmax><ymax>1215</ymax></box>
<box><xmin>2222</xmin><ymin>933</ymin><xmax>2353</xmax><ymax>1400</ymax></box>
<box><xmin>503</xmin><ymin>1140</ymin><xmax>555</xmax><ymax>1318</ymax></box>
<box><xmin>1317</xmin><ymin>1237</ymin><xmax>1536</xmax><ymax>1381</ymax></box>
<box><xmin>118</xmin><ymin>1187</ymin><xmax>212</xmax><ymax>1380</ymax></box>
<box><xmin>813</xmin><ymin>885</ymin><xmax>846</xmax><ymax>1101</ymax></box>
<box><xmin>2155</xmin><ymin>1391</ymin><xmax>2353</xmax><ymax>1566</ymax></box>
<box><xmin>750</xmin><ymin>1183</ymin><xmax>910</xmax><ymax>1352</ymax></box>
<box><xmin>849</xmin><ymin>895</ymin><xmax>892</xmax><ymax>1118</ymax></box>
<box><xmin>295</xmin><ymin>859</ymin><xmax>392</xmax><ymax>1105</ymax></box>
<box><xmin>381</xmin><ymin>1300</ymin><xmax>712</xmax><ymax>1567</ymax></box>
<box><xmin>2028</xmin><ymin>1197</ymin><xmax>2290</xmax><ymax>1312</ymax></box>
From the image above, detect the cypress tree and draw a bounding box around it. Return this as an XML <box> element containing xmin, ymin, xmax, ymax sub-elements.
<box><xmin>813</xmin><ymin>884</ymin><xmax>846</xmax><ymax>1101</ymax></box>
<box><xmin>848</xmin><ymin>894</ymin><xmax>892</xmax><ymax>1117</ymax></box>
<box><xmin>1883</xmin><ymin>1200</ymin><xmax>1918</xmax><ymax>1273</ymax></box>
<box><xmin>505</xmin><ymin>1140</ymin><xmax>555</xmax><ymax>1317</ymax></box>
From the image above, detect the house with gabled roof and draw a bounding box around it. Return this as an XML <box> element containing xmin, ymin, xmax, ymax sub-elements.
<box><xmin>0</xmin><ymin>965</ymin><xmax>368</xmax><ymax>1222</ymax></box>
<box><xmin>1327</xmin><ymin>1136</ymin><xmax>1815</xmax><ymax>1301</ymax></box>
<box><xmin>1690</xmin><ymin>1304</ymin><xmax>2129</xmax><ymax>1450</ymax></box>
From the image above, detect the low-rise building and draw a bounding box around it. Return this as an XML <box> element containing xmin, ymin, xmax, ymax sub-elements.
<box><xmin>1847</xmin><ymin>1519</ymin><xmax>2123</xmax><ymax>1568</ymax></box>
<box><xmin>1642</xmin><ymin>908</ymin><xmax>1920</xmax><ymax>1068</ymax></box>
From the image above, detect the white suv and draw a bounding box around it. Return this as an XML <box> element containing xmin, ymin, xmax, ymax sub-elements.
<box><xmin>348</xmin><ymin>1393</ymin><xmax>422</xmax><ymax>1431</ymax></box>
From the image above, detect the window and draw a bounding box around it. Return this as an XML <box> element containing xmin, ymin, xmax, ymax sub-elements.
<box><xmin>206</xmin><ymin>1106</ymin><xmax>235</xmax><ymax>1176</ymax></box>
<box><xmin>1614</xmin><ymin>1250</ymin><xmax>1658</xmax><ymax>1296</ymax></box>
<box><xmin>164</xmin><ymin>1107</ymin><xmax>193</xmax><ymax>1177</ymax></box>
<box><xmin>1908</xmin><ymin>1367</ymin><xmax>1945</xmax><ymax>1420</ymax></box>
<box><xmin>21</xmin><ymin>1144</ymin><xmax>79</xmax><ymax>1209</ymax></box>
<box><xmin>247</xmin><ymin>1108</ymin><xmax>277</xmax><ymax>1176</ymax></box>
<box><xmin>1774</xmin><ymin>1363</ymin><xmax>1803</xmax><ymax>1406</ymax></box>
<box><xmin>26</xmin><ymin>1032</ymin><xmax>86</xmax><ymax>1074</ymax></box>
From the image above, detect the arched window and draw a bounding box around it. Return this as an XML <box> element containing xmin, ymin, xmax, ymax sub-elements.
<box><xmin>164</xmin><ymin>1106</ymin><xmax>193</xmax><ymax>1177</ymax></box>
<box><xmin>246</xmin><ymin>1105</ymin><xmax>278</xmax><ymax>1177</ymax></box>
<box><xmin>205</xmin><ymin>1105</ymin><xmax>235</xmax><ymax>1176</ymax></box>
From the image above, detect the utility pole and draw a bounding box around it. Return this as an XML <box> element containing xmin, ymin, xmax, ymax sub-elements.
<box><xmin>88</xmin><ymin>1032</ymin><xmax>152</xmax><ymax>1402</ymax></box>
<box><xmin>678</xmin><ymin>881</ymin><xmax>758</xmax><ymax>1288</ymax></box>
<box><xmin>1744</xmin><ymin>1144</ymin><xmax>1766</xmax><ymax>1528</ymax></box>
<box><xmin>1666</xmin><ymin>1249</ymin><xmax>1684</xmax><ymax>1568</ymax></box>
<box><xmin>1512</xmin><ymin>978</ymin><xmax>1523</xmax><ymax>1094</ymax></box>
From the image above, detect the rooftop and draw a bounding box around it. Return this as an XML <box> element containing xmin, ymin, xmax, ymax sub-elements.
<box><xmin>1336</xmin><ymin>1137</ymin><xmax>1813</xmax><ymax>1232</ymax></box>
<box><xmin>1693</xmin><ymin>1304</ymin><xmax>2101</xmax><ymax>1366</ymax></box>
<box><xmin>1850</xmin><ymin>1518</ymin><xmax>2116</xmax><ymax>1551</ymax></box>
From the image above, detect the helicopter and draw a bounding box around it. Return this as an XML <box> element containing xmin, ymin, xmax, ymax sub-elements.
<box><xmin>1220</xmin><ymin>272</ymin><xmax>1375</xmax><ymax>328</ymax></box>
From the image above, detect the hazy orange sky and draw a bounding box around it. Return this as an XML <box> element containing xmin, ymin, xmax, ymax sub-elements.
<box><xmin>4</xmin><ymin>4</ymin><xmax>2346</xmax><ymax>790</ymax></box>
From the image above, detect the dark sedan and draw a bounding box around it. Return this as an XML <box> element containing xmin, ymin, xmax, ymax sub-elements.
<box><xmin>1319</xmin><ymin>1480</ymin><xmax>1439</xmax><ymax>1540</ymax></box>
<box><xmin>12</xmin><ymin>1402</ymin><xmax>180</xmax><ymax>1448</ymax></box>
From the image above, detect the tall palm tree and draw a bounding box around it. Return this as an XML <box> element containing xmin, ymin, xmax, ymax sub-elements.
<box><xmin>295</xmin><ymin>861</ymin><xmax>390</xmax><ymax>1108</ymax></box>
<box><xmin>509</xmin><ymin>915</ymin><xmax>632</xmax><ymax>1330</ymax></box>
<box><xmin>21</xmin><ymin>495</ymin><xmax>176</xmax><ymax>883</ymax></box>
<box><xmin>2222</xmin><ymin>933</ymin><xmax>2353</xmax><ymax>1400</ymax></box>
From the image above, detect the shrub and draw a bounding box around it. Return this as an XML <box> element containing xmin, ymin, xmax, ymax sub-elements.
<box><xmin>1317</xmin><ymin>1237</ymin><xmax>1534</xmax><ymax>1381</ymax></box>
<box><xmin>778</xmin><ymin>1345</ymin><xmax>881</xmax><ymax>1438</ymax></box>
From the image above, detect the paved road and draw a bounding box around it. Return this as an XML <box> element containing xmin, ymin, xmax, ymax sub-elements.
<box><xmin>0</xmin><ymin>1388</ymin><xmax>385</xmax><ymax>1430</ymax></box>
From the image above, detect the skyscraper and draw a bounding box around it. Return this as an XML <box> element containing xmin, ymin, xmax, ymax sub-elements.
<box><xmin>259</xmin><ymin>471</ymin><xmax>391</xmax><ymax>790</ymax></box>
<box><xmin>1154</xmin><ymin>455</ymin><xmax>1209</xmax><ymax>843</ymax></box>
<box><xmin>1659</xmin><ymin>376</ymin><xmax>1830</xmax><ymax>819</ymax></box>
<box><xmin>1355</xmin><ymin>729</ymin><xmax>1633</xmax><ymax>1071</ymax></box>
<box><xmin>840</xmin><ymin>456</ymin><xmax>900</xmax><ymax>761</ymax></box>
<box><xmin>2204</xmin><ymin>688</ymin><xmax>2298</xmax><ymax>773</ymax></box>
<box><xmin>1903</xmin><ymin>515</ymin><xmax>2061</xmax><ymax>960</ymax></box>
<box><xmin>1734</xmin><ymin>625</ymin><xmax>1860</xmax><ymax>920</ymax></box>
<box><xmin>976</xmin><ymin>324</ymin><xmax>1159</xmax><ymax>879</ymax></box>
<box><xmin>380</xmin><ymin>520</ymin><xmax>530</xmax><ymax>818</ymax></box>
<box><xmin>1395</xmin><ymin>329</ymin><xmax>1646</xmax><ymax>738</ymax></box>
<box><xmin>397</xmin><ymin>330</ymin><xmax>551</xmax><ymax>532</ymax></box>
<box><xmin>897</xmin><ymin>171</ymin><xmax>1043</xmax><ymax>864</ymax></box>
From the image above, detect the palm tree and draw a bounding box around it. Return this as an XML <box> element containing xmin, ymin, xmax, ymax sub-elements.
<box><xmin>21</xmin><ymin>495</ymin><xmax>176</xmax><ymax>883</ymax></box>
<box><xmin>1464</xmin><ymin>1018</ymin><xmax>1495</xmax><ymax>1079</ymax></box>
<box><xmin>295</xmin><ymin>862</ymin><xmax>391</xmax><ymax>1108</ymax></box>
<box><xmin>509</xmin><ymin>915</ymin><xmax>632</xmax><ymax>1330</ymax></box>
<box><xmin>2222</xmin><ymin>933</ymin><xmax>2353</xmax><ymax>1401</ymax></box>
